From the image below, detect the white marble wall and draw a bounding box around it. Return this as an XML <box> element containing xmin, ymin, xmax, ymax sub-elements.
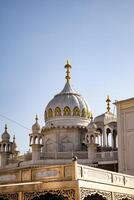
<box><xmin>43</xmin><ymin>127</ymin><xmax>86</xmax><ymax>153</ymax></box>
<box><xmin>116</xmin><ymin>98</ymin><xmax>134</xmax><ymax>175</ymax></box>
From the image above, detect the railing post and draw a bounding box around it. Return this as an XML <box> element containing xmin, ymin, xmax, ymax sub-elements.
<box><xmin>72</xmin><ymin>156</ymin><xmax>77</xmax><ymax>180</ymax></box>
<box><xmin>18</xmin><ymin>192</ymin><xmax>22</xmax><ymax>200</ymax></box>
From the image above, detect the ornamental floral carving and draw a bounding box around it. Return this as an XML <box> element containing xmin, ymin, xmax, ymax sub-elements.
<box><xmin>24</xmin><ymin>189</ymin><xmax>75</xmax><ymax>200</ymax></box>
<box><xmin>0</xmin><ymin>193</ymin><xmax>18</xmax><ymax>200</ymax></box>
<box><xmin>80</xmin><ymin>188</ymin><xmax>112</xmax><ymax>200</ymax></box>
<box><xmin>114</xmin><ymin>192</ymin><xmax>134</xmax><ymax>200</ymax></box>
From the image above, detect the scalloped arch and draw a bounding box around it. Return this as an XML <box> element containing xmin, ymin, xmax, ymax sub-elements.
<box><xmin>73</xmin><ymin>106</ymin><xmax>80</xmax><ymax>116</ymax></box>
<box><xmin>63</xmin><ymin>106</ymin><xmax>71</xmax><ymax>116</ymax></box>
<box><xmin>55</xmin><ymin>107</ymin><xmax>61</xmax><ymax>117</ymax></box>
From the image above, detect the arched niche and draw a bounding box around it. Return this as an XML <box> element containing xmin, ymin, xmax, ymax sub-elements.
<box><xmin>34</xmin><ymin>136</ymin><xmax>38</xmax><ymax>144</ymax></box>
<box><xmin>39</xmin><ymin>137</ymin><xmax>43</xmax><ymax>145</ymax></box>
<box><xmin>73</xmin><ymin>106</ymin><xmax>80</xmax><ymax>116</ymax></box>
<box><xmin>30</xmin><ymin>136</ymin><xmax>33</xmax><ymax>145</ymax></box>
<box><xmin>63</xmin><ymin>106</ymin><xmax>71</xmax><ymax>116</ymax></box>
<box><xmin>45</xmin><ymin>139</ymin><xmax>54</xmax><ymax>152</ymax></box>
<box><xmin>82</xmin><ymin>108</ymin><xmax>87</xmax><ymax>117</ymax></box>
<box><xmin>3</xmin><ymin>143</ymin><xmax>6</xmax><ymax>152</ymax></box>
<box><xmin>48</xmin><ymin>108</ymin><xmax>53</xmax><ymax>118</ymax></box>
<box><xmin>55</xmin><ymin>107</ymin><xmax>62</xmax><ymax>117</ymax></box>
<box><xmin>61</xmin><ymin>136</ymin><xmax>74</xmax><ymax>152</ymax></box>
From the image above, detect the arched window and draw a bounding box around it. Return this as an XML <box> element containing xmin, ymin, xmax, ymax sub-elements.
<box><xmin>82</xmin><ymin>108</ymin><xmax>86</xmax><ymax>117</ymax></box>
<box><xmin>63</xmin><ymin>106</ymin><xmax>71</xmax><ymax>116</ymax></box>
<box><xmin>73</xmin><ymin>107</ymin><xmax>80</xmax><ymax>116</ymax></box>
<box><xmin>55</xmin><ymin>107</ymin><xmax>61</xmax><ymax>116</ymax></box>
<box><xmin>48</xmin><ymin>108</ymin><xmax>53</xmax><ymax>118</ymax></box>
<box><xmin>3</xmin><ymin>144</ymin><xmax>6</xmax><ymax>152</ymax></box>
<box><xmin>30</xmin><ymin>136</ymin><xmax>33</xmax><ymax>145</ymax></box>
<box><xmin>39</xmin><ymin>137</ymin><xmax>43</xmax><ymax>145</ymax></box>
<box><xmin>34</xmin><ymin>136</ymin><xmax>38</xmax><ymax>144</ymax></box>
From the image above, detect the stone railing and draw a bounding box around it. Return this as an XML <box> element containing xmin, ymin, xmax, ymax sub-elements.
<box><xmin>95</xmin><ymin>151</ymin><xmax>118</xmax><ymax>161</ymax></box>
<box><xmin>0</xmin><ymin>163</ymin><xmax>74</xmax><ymax>184</ymax></box>
<box><xmin>41</xmin><ymin>150</ymin><xmax>118</xmax><ymax>162</ymax></box>
<box><xmin>0</xmin><ymin>160</ymin><xmax>134</xmax><ymax>191</ymax></box>
<box><xmin>41</xmin><ymin>151</ymin><xmax>88</xmax><ymax>159</ymax></box>
<box><xmin>77</xmin><ymin>164</ymin><xmax>134</xmax><ymax>189</ymax></box>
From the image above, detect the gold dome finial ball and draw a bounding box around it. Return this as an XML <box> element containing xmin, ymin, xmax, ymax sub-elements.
<box><xmin>106</xmin><ymin>95</ymin><xmax>111</xmax><ymax>112</ymax></box>
<box><xmin>64</xmin><ymin>58</ymin><xmax>72</xmax><ymax>81</ymax></box>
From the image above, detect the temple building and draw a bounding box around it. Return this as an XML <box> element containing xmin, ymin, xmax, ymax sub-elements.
<box><xmin>0</xmin><ymin>61</ymin><xmax>134</xmax><ymax>200</ymax></box>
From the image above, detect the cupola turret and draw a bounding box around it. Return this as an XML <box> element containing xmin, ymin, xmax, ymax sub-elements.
<box><xmin>29</xmin><ymin>115</ymin><xmax>43</xmax><ymax>162</ymax></box>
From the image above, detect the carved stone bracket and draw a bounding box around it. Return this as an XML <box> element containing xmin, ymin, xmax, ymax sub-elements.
<box><xmin>24</xmin><ymin>189</ymin><xmax>75</xmax><ymax>200</ymax></box>
<box><xmin>114</xmin><ymin>192</ymin><xmax>134</xmax><ymax>200</ymax></box>
<box><xmin>80</xmin><ymin>188</ymin><xmax>112</xmax><ymax>200</ymax></box>
<box><xmin>0</xmin><ymin>193</ymin><xmax>18</xmax><ymax>200</ymax></box>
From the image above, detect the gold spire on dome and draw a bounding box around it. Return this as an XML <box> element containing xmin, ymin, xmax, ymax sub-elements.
<box><xmin>106</xmin><ymin>95</ymin><xmax>111</xmax><ymax>113</ymax></box>
<box><xmin>64</xmin><ymin>59</ymin><xmax>72</xmax><ymax>81</ymax></box>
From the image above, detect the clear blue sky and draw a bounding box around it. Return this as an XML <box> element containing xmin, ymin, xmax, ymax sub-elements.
<box><xmin>0</xmin><ymin>0</ymin><xmax>134</xmax><ymax>153</ymax></box>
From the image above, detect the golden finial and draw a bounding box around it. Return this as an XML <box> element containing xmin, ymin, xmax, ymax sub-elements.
<box><xmin>106</xmin><ymin>95</ymin><xmax>111</xmax><ymax>113</ymax></box>
<box><xmin>64</xmin><ymin>58</ymin><xmax>72</xmax><ymax>81</ymax></box>
<box><xmin>35</xmin><ymin>114</ymin><xmax>38</xmax><ymax>122</ymax></box>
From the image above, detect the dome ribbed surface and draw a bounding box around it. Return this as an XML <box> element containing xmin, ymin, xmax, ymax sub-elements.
<box><xmin>44</xmin><ymin>81</ymin><xmax>90</xmax><ymax>127</ymax></box>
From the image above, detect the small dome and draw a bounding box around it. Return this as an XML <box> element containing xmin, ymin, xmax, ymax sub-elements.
<box><xmin>44</xmin><ymin>62</ymin><xmax>91</xmax><ymax>127</ymax></box>
<box><xmin>2</xmin><ymin>124</ymin><xmax>10</xmax><ymax>142</ymax></box>
<box><xmin>94</xmin><ymin>112</ymin><xmax>116</xmax><ymax>124</ymax></box>
<box><xmin>32</xmin><ymin>115</ymin><xmax>40</xmax><ymax>133</ymax></box>
<box><xmin>94</xmin><ymin>96</ymin><xmax>117</xmax><ymax>124</ymax></box>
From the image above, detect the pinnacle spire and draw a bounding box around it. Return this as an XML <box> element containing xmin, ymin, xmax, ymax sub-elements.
<box><xmin>35</xmin><ymin>114</ymin><xmax>38</xmax><ymax>123</ymax></box>
<box><xmin>106</xmin><ymin>95</ymin><xmax>111</xmax><ymax>113</ymax></box>
<box><xmin>64</xmin><ymin>58</ymin><xmax>72</xmax><ymax>82</ymax></box>
<box><xmin>5</xmin><ymin>124</ymin><xmax>7</xmax><ymax>131</ymax></box>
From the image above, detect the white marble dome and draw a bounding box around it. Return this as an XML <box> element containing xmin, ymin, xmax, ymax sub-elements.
<box><xmin>32</xmin><ymin>115</ymin><xmax>40</xmax><ymax>134</ymax></box>
<box><xmin>44</xmin><ymin>63</ymin><xmax>91</xmax><ymax>128</ymax></box>
<box><xmin>2</xmin><ymin>125</ymin><xmax>10</xmax><ymax>142</ymax></box>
